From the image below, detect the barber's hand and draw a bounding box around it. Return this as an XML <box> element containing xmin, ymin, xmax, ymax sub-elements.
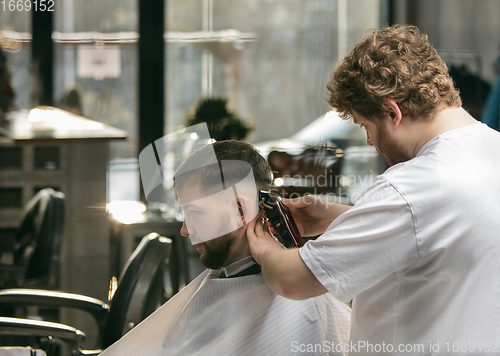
<box><xmin>247</xmin><ymin>218</ymin><xmax>284</xmax><ymax>266</ymax></box>
<box><xmin>280</xmin><ymin>195</ymin><xmax>350</xmax><ymax>237</ymax></box>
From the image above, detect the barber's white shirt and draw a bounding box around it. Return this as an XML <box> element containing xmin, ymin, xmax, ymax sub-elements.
<box><xmin>300</xmin><ymin>123</ymin><xmax>500</xmax><ymax>355</ymax></box>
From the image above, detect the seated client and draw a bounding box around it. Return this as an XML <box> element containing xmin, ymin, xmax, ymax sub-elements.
<box><xmin>100</xmin><ymin>140</ymin><xmax>350</xmax><ymax>356</ymax></box>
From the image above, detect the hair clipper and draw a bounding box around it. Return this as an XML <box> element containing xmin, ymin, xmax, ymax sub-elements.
<box><xmin>258</xmin><ymin>190</ymin><xmax>304</xmax><ymax>248</ymax></box>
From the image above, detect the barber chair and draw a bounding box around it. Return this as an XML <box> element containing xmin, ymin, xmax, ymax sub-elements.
<box><xmin>0</xmin><ymin>232</ymin><xmax>172</xmax><ymax>356</ymax></box>
<box><xmin>0</xmin><ymin>188</ymin><xmax>65</xmax><ymax>290</ymax></box>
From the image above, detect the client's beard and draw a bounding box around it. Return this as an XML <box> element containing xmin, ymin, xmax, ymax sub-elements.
<box><xmin>199</xmin><ymin>214</ymin><xmax>236</xmax><ymax>269</ymax></box>
<box><xmin>199</xmin><ymin>232</ymin><xmax>235</xmax><ymax>269</ymax></box>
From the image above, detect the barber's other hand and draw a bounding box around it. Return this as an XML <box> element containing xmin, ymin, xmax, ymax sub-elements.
<box><xmin>282</xmin><ymin>195</ymin><xmax>349</xmax><ymax>237</ymax></box>
<box><xmin>247</xmin><ymin>218</ymin><xmax>284</xmax><ymax>266</ymax></box>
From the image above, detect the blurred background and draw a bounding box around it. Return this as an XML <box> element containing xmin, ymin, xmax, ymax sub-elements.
<box><xmin>1</xmin><ymin>0</ymin><xmax>500</xmax><ymax>353</ymax></box>
<box><xmin>2</xmin><ymin>0</ymin><xmax>499</xmax><ymax>201</ymax></box>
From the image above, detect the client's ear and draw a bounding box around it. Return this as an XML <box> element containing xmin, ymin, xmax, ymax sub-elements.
<box><xmin>235</xmin><ymin>195</ymin><xmax>252</xmax><ymax>225</ymax></box>
<box><xmin>236</xmin><ymin>196</ymin><xmax>248</xmax><ymax>225</ymax></box>
<box><xmin>237</xmin><ymin>200</ymin><xmax>246</xmax><ymax>224</ymax></box>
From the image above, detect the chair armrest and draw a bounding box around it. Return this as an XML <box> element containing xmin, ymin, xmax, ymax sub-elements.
<box><xmin>0</xmin><ymin>289</ymin><xmax>110</xmax><ymax>337</ymax></box>
<box><xmin>0</xmin><ymin>316</ymin><xmax>85</xmax><ymax>354</ymax></box>
<box><xmin>79</xmin><ymin>350</ymin><xmax>103</xmax><ymax>356</ymax></box>
<box><xmin>0</xmin><ymin>289</ymin><xmax>109</xmax><ymax>316</ymax></box>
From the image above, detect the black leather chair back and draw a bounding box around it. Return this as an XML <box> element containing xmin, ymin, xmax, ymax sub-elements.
<box><xmin>14</xmin><ymin>188</ymin><xmax>65</xmax><ymax>289</ymax></box>
<box><xmin>102</xmin><ymin>233</ymin><xmax>172</xmax><ymax>348</ymax></box>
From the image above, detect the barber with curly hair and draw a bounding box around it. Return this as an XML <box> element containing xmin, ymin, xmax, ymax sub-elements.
<box><xmin>248</xmin><ymin>25</ymin><xmax>500</xmax><ymax>355</ymax></box>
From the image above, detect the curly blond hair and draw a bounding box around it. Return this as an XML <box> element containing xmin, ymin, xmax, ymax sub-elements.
<box><xmin>327</xmin><ymin>25</ymin><xmax>461</xmax><ymax>121</ymax></box>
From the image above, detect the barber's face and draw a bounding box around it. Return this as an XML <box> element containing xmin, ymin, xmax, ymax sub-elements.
<box><xmin>351</xmin><ymin>111</ymin><xmax>411</xmax><ymax>166</ymax></box>
<box><xmin>375</xmin><ymin>121</ymin><xmax>412</xmax><ymax>166</ymax></box>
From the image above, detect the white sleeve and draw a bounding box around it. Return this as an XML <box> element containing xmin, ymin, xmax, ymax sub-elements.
<box><xmin>299</xmin><ymin>177</ymin><xmax>419</xmax><ymax>302</ymax></box>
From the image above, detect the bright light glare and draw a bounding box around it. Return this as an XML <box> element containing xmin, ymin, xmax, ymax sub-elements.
<box><xmin>106</xmin><ymin>201</ymin><xmax>147</xmax><ymax>224</ymax></box>
<box><xmin>28</xmin><ymin>108</ymin><xmax>53</xmax><ymax>122</ymax></box>
<box><xmin>28</xmin><ymin>108</ymin><xmax>104</xmax><ymax>130</ymax></box>
<box><xmin>338</xmin><ymin>176</ymin><xmax>353</xmax><ymax>187</ymax></box>
<box><xmin>274</xmin><ymin>177</ymin><xmax>284</xmax><ymax>187</ymax></box>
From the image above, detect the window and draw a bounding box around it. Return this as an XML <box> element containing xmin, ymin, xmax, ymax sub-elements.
<box><xmin>166</xmin><ymin>0</ymin><xmax>381</xmax><ymax>142</ymax></box>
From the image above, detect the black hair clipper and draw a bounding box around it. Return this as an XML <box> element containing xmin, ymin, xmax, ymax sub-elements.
<box><xmin>258</xmin><ymin>190</ymin><xmax>304</xmax><ymax>248</ymax></box>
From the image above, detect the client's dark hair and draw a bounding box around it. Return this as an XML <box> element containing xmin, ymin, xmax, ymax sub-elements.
<box><xmin>175</xmin><ymin>140</ymin><xmax>272</xmax><ymax>198</ymax></box>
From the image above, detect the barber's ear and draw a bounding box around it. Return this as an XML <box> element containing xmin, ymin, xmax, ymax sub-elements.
<box><xmin>385</xmin><ymin>100</ymin><xmax>403</xmax><ymax>128</ymax></box>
